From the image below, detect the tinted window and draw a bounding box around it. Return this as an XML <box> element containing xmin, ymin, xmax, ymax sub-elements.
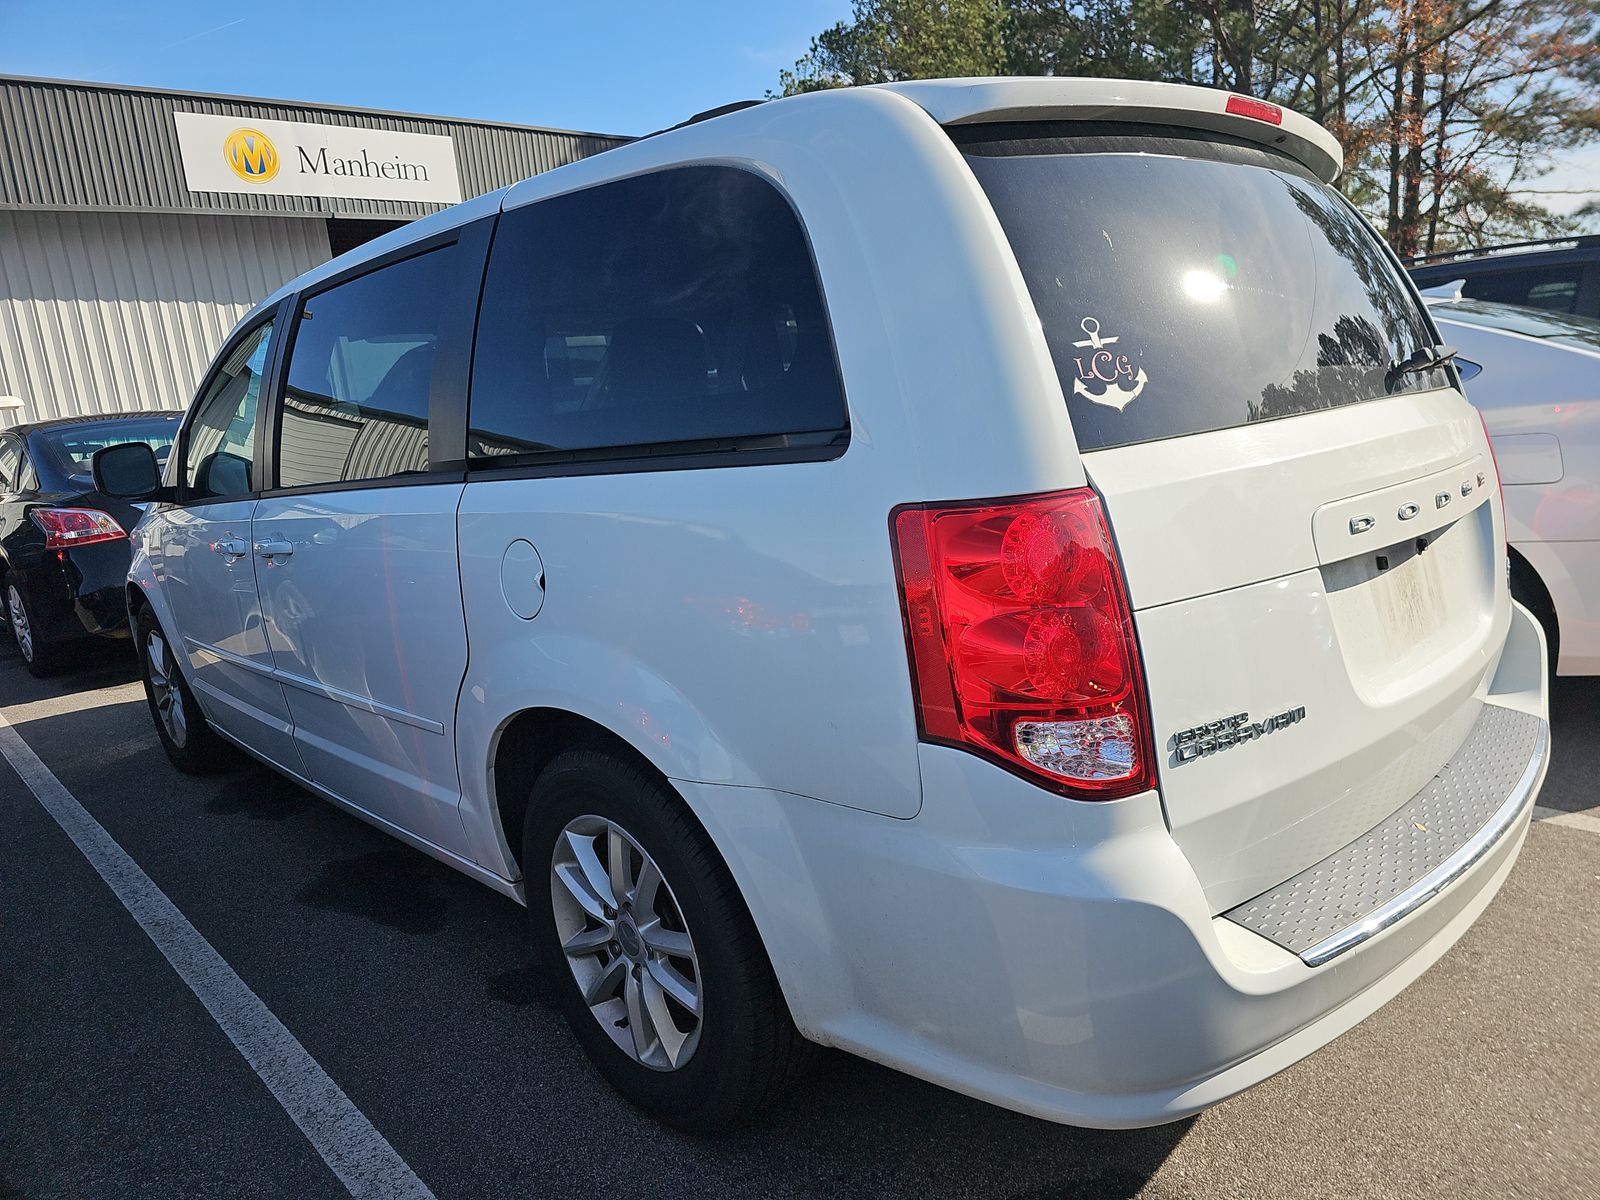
<box><xmin>961</xmin><ymin>127</ymin><xmax>1447</xmax><ymax>452</ymax></box>
<box><xmin>279</xmin><ymin>247</ymin><xmax>456</xmax><ymax>488</ymax></box>
<box><xmin>34</xmin><ymin>416</ymin><xmax>180</xmax><ymax>484</ymax></box>
<box><xmin>469</xmin><ymin>166</ymin><xmax>846</xmax><ymax>462</ymax></box>
<box><xmin>1462</xmin><ymin>265</ymin><xmax>1583</xmax><ymax>313</ymax></box>
<box><xmin>186</xmin><ymin>320</ymin><xmax>274</xmax><ymax>499</ymax></box>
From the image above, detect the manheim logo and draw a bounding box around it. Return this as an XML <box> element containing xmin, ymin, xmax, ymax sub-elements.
<box><xmin>223</xmin><ymin>128</ymin><xmax>279</xmax><ymax>183</ymax></box>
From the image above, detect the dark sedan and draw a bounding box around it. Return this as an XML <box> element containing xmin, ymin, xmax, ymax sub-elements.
<box><xmin>0</xmin><ymin>411</ymin><xmax>182</xmax><ymax>675</ymax></box>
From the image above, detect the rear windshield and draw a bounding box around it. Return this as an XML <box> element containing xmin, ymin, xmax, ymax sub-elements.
<box><xmin>960</xmin><ymin>125</ymin><xmax>1448</xmax><ymax>452</ymax></box>
<box><xmin>34</xmin><ymin>416</ymin><xmax>180</xmax><ymax>484</ymax></box>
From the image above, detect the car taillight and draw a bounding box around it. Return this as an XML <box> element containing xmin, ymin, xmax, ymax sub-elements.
<box><xmin>30</xmin><ymin>507</ymin><xmax>126</xmax><ymax>549</ymax></box>
<box><xmin>890</xmin><ymin>488</ymin><xmax>1155</xmax><ymax>800</ymax></box>
<box><xmin>1477</xmin><ymin>408</ymin><xmax>1506</xmax><ymax>534</ymax></box>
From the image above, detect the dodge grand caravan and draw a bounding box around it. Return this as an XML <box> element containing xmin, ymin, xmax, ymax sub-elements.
<box><xmin>97</xmin><ymin>78</ymin><xmax>1551</xmax><ymax>1132</ymax></box>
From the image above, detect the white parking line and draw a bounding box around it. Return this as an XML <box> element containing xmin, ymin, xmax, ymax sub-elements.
<box><xmin>1534</xmin><ymin>804</ymin><xmax>1600</xmax><ymax>836</ymax></box>
<box><xmin>0</xmin><ymin>710</ymin><xmax>435</xmax><ymax>1200</ymax></box>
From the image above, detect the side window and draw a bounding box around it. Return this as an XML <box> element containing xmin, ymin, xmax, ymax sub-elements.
<box><xmin>469</xmin><ymin>165</ymin><xmax>847</xmax><ymax>462</ymax></box>
<box><xmin>277</xmin><ymin>246</ymin><xmax>457</xmax><ymax>489</ymax></box>
<box><xmin>1464</xmin><ymin>265</ymin><xmax>1583</xmax><ymax>313</ymax></box>
<box><xmin>186</xmin><ymin>319</ymin><xmax>275</xmax><ymax>499</ymax></box>
<box><xmin>17</xmin><ymin>454</ymin><xmax>37</xmax><ymax>493</ymax></box>
<box><xmin>0</xmin><ymin>441</ymin><xmax>20</xmax><ymax>492</ymax></box>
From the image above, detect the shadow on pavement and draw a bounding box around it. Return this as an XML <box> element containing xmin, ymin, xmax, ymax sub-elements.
<box><xmin>0</xmin><ymin>628</ymin><xmax>141</xmax><ymax>692</ymax></box>
<box><xmin>206</xmin><ymin>767</ymin><xmax>312</xmax><ymax>821</ymax></box>
<box><xmin>1544</xmin><ymin>675</ymin><xmax>1599</xmax><ymax>814</ymax></box>
<box><xmin>296</xmin><ymin>846</ymin><xmax>454</xmax><ymax>936</ymax></box>
<box><xmin>723</xmin><ymin>1054</ymin><xmax>1195</xmax><ymax>1199</ymax></box>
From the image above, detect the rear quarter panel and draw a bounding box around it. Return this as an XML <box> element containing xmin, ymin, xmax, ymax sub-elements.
<box><xmin>455</xmin><ymin>461</ymin><xmax>914</xmax><ymax>875</ymax></box>
<box><xmin>1440</xmin><ymin>317</ymin><xmax>1600</xmax><ymax>671</ymax></box>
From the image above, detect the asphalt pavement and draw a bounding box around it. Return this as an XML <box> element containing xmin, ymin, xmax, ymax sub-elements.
<box><xmin>1</xmin><ymin>642</ymin><xmax>1596</xmax><ymax>1199</ymax></box>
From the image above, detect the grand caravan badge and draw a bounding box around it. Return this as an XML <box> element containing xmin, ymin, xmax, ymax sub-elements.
<box><xmin>1069</xmin><ymin>317</ymin><xmax>1147</xmax><ymax>411</ymax></box>
<box><xmin>1172</xmin><ymin>706</ymin><xmax>1307</xmax><ymax>763</ymax></box>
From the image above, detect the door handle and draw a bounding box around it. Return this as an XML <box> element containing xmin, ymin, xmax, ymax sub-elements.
<box><xmin>254</xmin><ymin>538</ymin><xmax>295</xmax><ymax>561</ymax></box>
<box><xmin>212</xmin><ymin>536</ymin><xmax>248</xmax><ymax>560</ymax></box>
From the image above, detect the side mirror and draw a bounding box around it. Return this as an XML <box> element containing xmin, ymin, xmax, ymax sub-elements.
<box><xmin>92</xmin><ymin>441</ymin><xmax>164</xmax><ymax>500</ymax></box>
<box><xmin>1455</xmin><ymin>357</ymin><xmax>1484</xmax><ymax>383</ymax></box>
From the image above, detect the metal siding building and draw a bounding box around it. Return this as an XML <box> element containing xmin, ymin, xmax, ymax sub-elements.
<box><xmin>0</xmin><ymin>75</ymin><xmax>627</xmax><ymax>426</ymax></box>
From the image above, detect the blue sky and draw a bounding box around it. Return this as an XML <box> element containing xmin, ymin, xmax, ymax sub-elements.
<box><xmin>2</xmin><ymin>0</ymin><xmax>1593</xmax><ymax>218</ymax></box>
<box><xmin>0</xmin><ymin>1</ymin><xmax>851</xmax><ymax>135</ymax></box>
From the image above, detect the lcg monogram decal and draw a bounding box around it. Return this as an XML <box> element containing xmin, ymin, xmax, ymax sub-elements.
<box><xmin>1070</xmin><ymin>317</ymin><xmax>1148</xmax><ymax>411</ymax></box>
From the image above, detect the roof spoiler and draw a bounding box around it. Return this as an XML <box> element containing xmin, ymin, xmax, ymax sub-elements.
<box><xmin>877</xmin><ymin>77</ymin><xmax>1344</xmax><ymax>183</ymax></box>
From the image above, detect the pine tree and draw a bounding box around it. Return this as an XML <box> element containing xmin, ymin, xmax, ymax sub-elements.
<box><xmin>777</xmin><ymin>0</ymin><xmax>1600</xmax><ymax>251</ymax></box>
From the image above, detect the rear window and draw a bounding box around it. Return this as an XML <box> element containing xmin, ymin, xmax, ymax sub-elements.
<box><xmin>960</xmin><ymin>125</ymin><xmax>1447</xmax><ymax>452</ymax></box>
<box><xmin>36</xmin><ymin>416</ymin><xmax>180</xmax><ymax>483</ymax></box>
<box><xmin>1457</xmin><ymin>265</ymin><xmax>1584</xmax><ymax>314</ymax></box>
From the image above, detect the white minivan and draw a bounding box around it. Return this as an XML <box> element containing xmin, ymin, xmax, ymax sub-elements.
<box><xmin>96</xmin><ymin>78</ymin><xmax>1550</xmax><ymax>1132</ymax></box>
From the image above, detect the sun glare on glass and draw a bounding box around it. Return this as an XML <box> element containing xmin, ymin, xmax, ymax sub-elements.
<box><xmin>1182</xmin><ymin>269</ymin><xmax>1228</xmax><ymax>303</ymax></box>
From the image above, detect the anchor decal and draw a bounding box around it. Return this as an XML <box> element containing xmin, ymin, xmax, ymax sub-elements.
<box><xmin>1069</xmin><ymin>317</ymin><xmax>1147</xmax><ymax>412</ymax></box>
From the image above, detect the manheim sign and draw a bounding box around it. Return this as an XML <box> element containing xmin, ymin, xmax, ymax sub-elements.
<box><xmin>173</xmin><ymin>111</ymin><xmax>463</xmax><ymax>204</ymax></box>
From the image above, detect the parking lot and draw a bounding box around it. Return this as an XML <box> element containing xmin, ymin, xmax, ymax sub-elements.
<box><xmin>0</xmin><ymin>644</ymin><xmax>1595</xmax><ymax>1200</ymax></box>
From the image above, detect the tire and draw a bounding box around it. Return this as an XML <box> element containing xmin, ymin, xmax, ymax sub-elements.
<box><xmin>524</xmin><ymin>748</ymin><xmax>810</xmax><ymax>1132</ymax></box>
<box><xmin>135</xmin><ymin>605</ymin><xmax>233</xmax><ymax>774</ymax></box>
<box><xmin>6</xmin><ymin>579</ymin><xmax>63</xmax><ymax>678</ymax></box>
<box><xmin>1509</xmin><ymin>557</ymin><xmax>1559</xmax><ymax>678</ymax></box>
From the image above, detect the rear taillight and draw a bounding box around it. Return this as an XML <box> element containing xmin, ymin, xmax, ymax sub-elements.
<box><xmin>30</xmin><ymin>507</ymin><xmax>126</xmax><ymax>549</ymax></box>
<box><xmin>1477</xmin><ymin>408</ymin><xmax>1505</xmax><ymax>532</ymax></box>
<box><xmin>890</xmin><ymin>488</ymin><xmax>1155</xmax><ymax>800</ymax></box>
<box><xmin>1477</xmin><ymin>408</ymin><xmax>1502</xmax><ymax>488</ymax></box>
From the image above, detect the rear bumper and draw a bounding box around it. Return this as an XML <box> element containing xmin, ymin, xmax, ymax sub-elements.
<box><xmin>28</xmin><ymin>579</ymin><xmax>131</xmax><ymax>644</ymax></box>
<box><xmin>66</xmin><ymin>582</ymin><xmax>131</xmax><ymax>640</ymax></box>
<box><xmin>26</xmin><ymin>542</ymin><xmax>134</xmax><ymax>643</ymax></box>
<box><xmin>684</xmin><ymin>601</ymin><xmax>1549</xmax><ymax>1128</ymax></box>
<box><xmin>1224</xmin><ymin>701</ymin><xmax>1545</xmax><ymax>966</ymax></box>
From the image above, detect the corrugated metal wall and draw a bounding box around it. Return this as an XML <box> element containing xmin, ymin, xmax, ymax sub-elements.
<box><xmin>0</xmin><ymin>76</ymin><xmax>628</xmax><ymax>427</ymax></box>
<box><xmin>0</xmin><ymin>209</ymin><xmax>329</xmax><ymax>424</ymax></box>
<box><xmin>0</xmin><ymin>76</ymin><xmax>629</xmax><ymax>219</ymax></box>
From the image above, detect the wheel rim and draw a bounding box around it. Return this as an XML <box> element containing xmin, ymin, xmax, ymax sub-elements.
<box><xmin>8</xmin><ymin>585</ymin><xmax>32</xmax><ymax>662</ymax></box>
<box><xmin>144</xmin><ymin>629</ymin><xmax>187</xmax><ymax>748</ymax></box>
<box><xmin>550</xmin><ymin>815</ymin><xmax>703</xmax><ymax>1071</ymax></box>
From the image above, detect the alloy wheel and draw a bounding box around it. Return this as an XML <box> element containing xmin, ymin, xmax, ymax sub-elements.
<box><xmin>145</xmin><ymin>629</ymin><xmax>187</xmax><ymax>748</ymax></box>
<box><xmin>550</xmin><ymin>814</ymin><xmax>704</xmax><ymax>1071</ymax></box>
<box><xmin>7</xmin><ymin>585</ymin><xmax>32</xmax><ymax>662</ymax></box>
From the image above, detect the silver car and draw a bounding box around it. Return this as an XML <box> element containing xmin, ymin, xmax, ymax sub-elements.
<box><xmin>1427</xmin><ymin>290</ymin><xmax>1600</xmax><ymax>675</ymax></box>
